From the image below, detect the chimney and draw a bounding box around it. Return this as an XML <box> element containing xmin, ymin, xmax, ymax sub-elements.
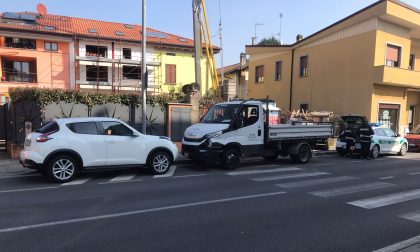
<box><xmin>296</xmin><ymin>34</ymin><xmax>303</xmax><ymax>42</ymax></box>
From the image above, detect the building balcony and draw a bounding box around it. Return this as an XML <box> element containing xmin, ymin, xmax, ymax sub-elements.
<box><xmin>373</xmin><ymin>65</ymin><xmax>420</xmax><ymax>88</ymax></box>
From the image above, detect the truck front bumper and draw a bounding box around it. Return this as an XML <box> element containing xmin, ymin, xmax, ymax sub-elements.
<box><xmin>182</xmin><ymin>144</ymin><xmax>223</xmax><ymax>164</ymax></box>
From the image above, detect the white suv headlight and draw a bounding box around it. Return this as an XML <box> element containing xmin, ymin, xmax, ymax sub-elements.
<box><xmin>204</xmin><ymin>130</ymin><xmax>223</xmax><ymax>140</ymax></box>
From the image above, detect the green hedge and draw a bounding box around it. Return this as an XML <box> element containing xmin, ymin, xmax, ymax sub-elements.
<box><xmin>8</xmin><ymin>87</ymin><xmax>186</xmax><ymax>109</ymax></box>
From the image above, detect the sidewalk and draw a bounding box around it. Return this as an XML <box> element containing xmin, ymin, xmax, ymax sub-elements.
<box><xmin>0</xmin><ymin>153</ymin><xmax>27</xmax><ymax>175</ymax></box>
<box><xmin>0</xmin><ymin>150</ymin><xmax>337</xmax><ymax>176</ymax></box>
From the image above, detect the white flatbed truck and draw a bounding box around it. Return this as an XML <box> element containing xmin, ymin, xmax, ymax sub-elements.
<box><xmin>182</xmin><ymin>100</ymin><xmax>333</xmax><ymax>169</ymax></box>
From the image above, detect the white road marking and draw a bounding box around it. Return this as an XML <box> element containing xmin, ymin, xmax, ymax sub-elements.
<box><xmin>61</xmin><ymin>177</ymin><xmax>92</xmax><ymax>186</ymax></box>
<box><xmin>410</xmin><ymin>172</ymin><xmax>420</xmax><ymax>175</ymax></box>
<box><xmin>226</xmin><ymin>167</ymin><xmax>302</xmax><ymax>176</ymax></box>
<box><xmin>252</xmin><ymin>171</ymin><xmax>330</xmax><ymax>182</ymax></box>
<box><xmin>347</xmin><ymin>189</ymin><xmax>420</xmax><ymax>209</ymax></box>
<box><xmin>400</xmin><ymin>211</ymin><xmax>420</xmax><ymax>223</ymax></box>
<box><xmin>313</xmin><ymin>163</ymin><xmax>333</xmax><ymax>167</ymax></box>
<box><xmin>276</xmin><ymin>176</ymin><xmax>355</xmax><ymax>189</ymax></box>
<box><xmin>308</xmin><ymin>182</ymin><xmax>395</xmax><ymax>197</ymax></box>
<box><xmin>372</xmin><ymin>235</ymin><xmax>420</xmax><ymax>252</ymax></box>
<box><xmin>98</xmin><ymin>179</ymin><xmax>143</xmax><ymax>185</ymax></box>
<box><xmin>0</xmin><ymin>186</ymin><xmax>58</xmax><ymax>194</ymax></box>
<box><xmin>153</xmin><ymin>165</ymin><xmax>177</xmax><ymax>178</ymax></box>
<box><xmin>346</xmin><ymin>160</ymin><xmax>364</xmax><ymax>164</ymax></box>
<box><xmin>379</xmin><ymin>176</ymin><xmax>395</xmax><ymax>180</ymax></box>
<box><xmin>173</xmin><ymin>174</ymin><xmax>207</xmax><ymax>178</ymax></box>
<box><xmin>0</xmin><ymin>191</ymin><xmax>286</xmax><ymax>234</ymax></box>
<box><xmin>109</xmin><ymin>174</ymin><xmax>136</xmax><ymax>182</ymax></box>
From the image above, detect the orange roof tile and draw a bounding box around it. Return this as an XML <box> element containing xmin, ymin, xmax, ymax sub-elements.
<box><xmin>0</xmin><ymin>12</ymin><xmax>218</xmax><ymax>51</ymax></box>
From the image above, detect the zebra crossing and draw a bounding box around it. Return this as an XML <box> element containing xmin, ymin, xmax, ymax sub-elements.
<box><xmin>226</xmin><ymin>165</ymin><xmax>420</xmax><ymax>224</ymax></box>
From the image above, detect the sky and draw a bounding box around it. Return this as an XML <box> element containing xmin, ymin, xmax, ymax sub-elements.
<box><xmin>2</xmin><ymin>0</ymin><xmax>419</xmax><ymax>67</ymax></box>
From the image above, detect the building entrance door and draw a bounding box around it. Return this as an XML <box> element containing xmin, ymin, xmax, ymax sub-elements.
<box><xmin>378</xmin><ymin>103</ymin><xmax>400</xmax><ymax>132</ymax></box>
<box><xmin>409</xmin><ymin>105</ymin><xmax>416</xmax><ymax>132</ymax></box>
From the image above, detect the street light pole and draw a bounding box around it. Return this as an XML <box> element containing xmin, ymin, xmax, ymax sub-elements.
<box><xmin>141</xmin><ymin>0</ymin><xmax>147</xmax><ymax>134</ymax></box>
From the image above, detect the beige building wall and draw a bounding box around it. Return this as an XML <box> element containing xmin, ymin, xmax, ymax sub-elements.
<box><xmin>246</xmin><ymin>0</ymin><xmax>420</xmax><ymax>135</ymax></box>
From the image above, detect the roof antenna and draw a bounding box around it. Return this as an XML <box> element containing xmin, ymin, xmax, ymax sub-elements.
<box><xmin>37</xmin><ymin>3</ymin><xmax>47</xmax><ymax>16</ymax></box>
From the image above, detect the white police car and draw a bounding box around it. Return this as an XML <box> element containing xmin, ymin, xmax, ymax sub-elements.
<box><xmin>336</xmin><ymin>125</ymin><xmax>408</xmax><ymax>158</ymax></box>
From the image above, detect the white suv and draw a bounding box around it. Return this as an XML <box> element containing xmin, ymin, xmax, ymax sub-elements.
<box><xmin>20</xmin><ymin>117</ymin><xmax>179</xmax><ymax>183</ymax></box>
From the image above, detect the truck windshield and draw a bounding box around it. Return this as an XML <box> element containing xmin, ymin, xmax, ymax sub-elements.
<box><xmin>202</xmin><ymin>104</ymin><xmax>241</xmax><ymax>124</ymax></box>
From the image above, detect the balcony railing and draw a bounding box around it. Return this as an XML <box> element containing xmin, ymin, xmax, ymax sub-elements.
<box><xmin>1</xmin><ymin>72</ymin><xmax>37</xmax><ymax>83</ymax></box>
<box><xmin>373</xmin><ymin>65</ymin><xmax>420</xmax><ymax>88</ymax></box>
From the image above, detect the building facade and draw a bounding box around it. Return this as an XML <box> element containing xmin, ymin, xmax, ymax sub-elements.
<box><xmin>246</xmin><ymin>0</ymin><xmax>420</xmax><ymax>135</ymax></box>
<box><xmin>0</xmin><ymin>11</ymin><xmax>217</xmax><ymax>104</ymax></box>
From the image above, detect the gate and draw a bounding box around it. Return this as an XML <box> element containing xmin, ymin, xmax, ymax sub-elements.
<box><xmin>167</xmin><ymin>104</ymin><xmax>192</xmax><ymax>142</ymax></box>
<box><xmin>0</xmin><ymin>104</ymin><xmax>6</xmax><ymax>152</ymax></box>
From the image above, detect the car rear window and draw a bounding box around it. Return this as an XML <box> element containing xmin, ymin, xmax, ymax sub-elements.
<box><xmin>67</xmin><ymin>122</ymin><xmax>99</xmax><ymax>135</ymax></box>
<box><xmin>36</xmin><ymin>121</ymin><xmax>59</xmax><ymax>134</ymax></box>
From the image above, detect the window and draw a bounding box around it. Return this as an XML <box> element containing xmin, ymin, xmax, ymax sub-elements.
<box><xmin>299</xmin><ymin>56</ymin><xmax>308</xmax><ymax>77</ymax></box>
<box><xmin>2</xmin><ymin>60</ymin><xmax>36</xmax><ymax>83</ymax></box>
<box><xmin>5</xmin><ymin>37</ymin><xmax>36</xmax><ymax>49</ymax></box>
<box><xmin>385</xmin><ymin>44</ymin><xmax>401</xmax><ymax>67</ymax></box>
<box><xmin>86</xmin><ymin>65</ymin><xmax>108</xmax><ymax>82</ymax></box>
<box><xmin>300</xmin><ymin>104</ymin><xmax>309</xmax><ymax>113</ymax></box>
<box><xmin>255</xmin><ymin>65</ymin><xmax>264</xmax><ymax>83</ymax></box>
<box><xmin>86</xmin><ymin>45</ymin><xmax>107</xmax><ymax>57</ymax></box>
<box><xmin>35</xmin><ymin>121</ymin><xmax>59</xmax><ymax>134</ymax></box>
<box><xmin>409</xmin><ymin>54</ymin><xmax>416</xmax><ymax>70</ymax></box>
<box><xmin>383</xmin><ymin>128</ymin><xmax>396</xmax><ymax>137</ymax></box>
<box><xmin>102</xmin><ymin>121</ymin><xmax>133</xmax><ymax>136</ymax></box>
<box><xmin>44</xmin><ymin>42</ymin><xmax>58</xmax><ymax>51</ymax></box>
<box><xmin>123</xmin><ymin>48</ymin><xmax>131</xmax><ymax>59</ymax></box>
<box><xmin>68</xmin><ymin>122</ymin><xmax>99</xmax><ymax>135</ymax></box>
<box><xmin>275</xmin><ymin>61</ymin><xmax>282</xmax><ymax>80</ymax></box>
<box><xmin>123</xmin><ymin>65</ymin><xmax>141</xmax><ymax>80</ymax></box>
<box><xmin>165</xmin><ymin>64</ymin><xmax>176</xmax><ymax>84</ymax></box>
<box><xmin>238</xmin><ymin>105</ymin><xmax>259</xmax><ymax>127</ymax></box>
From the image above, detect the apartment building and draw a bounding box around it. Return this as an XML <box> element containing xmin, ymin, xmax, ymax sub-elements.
<box><xmin>0</xmin><ymin>11</ymin><xmax>217</xmax><ymax>104</ymax></box>
<box><xmin>246</xmin><ymin>0</ymin><xmax>420</xmax><ymax>135</ymax></box>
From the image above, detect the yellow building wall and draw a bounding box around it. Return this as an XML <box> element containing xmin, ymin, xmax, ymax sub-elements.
<box><xmin>246</xmin><ymin>48</ymin><xmax>292</xmax><ymax>110</ymax></box>
<box><xmin>291</xmin><ymin>31</ymin><xmax>376</xmax><ymax>117</ymax></box>
<box><xmin>156</xmin><ymin>49</ymin><xmax>214</xmax><ymax>96</ymax></box>
<box><xmin>374</xmin><ymin>30</ymin><xmax>412</xmax><ymax>68</ymax></box>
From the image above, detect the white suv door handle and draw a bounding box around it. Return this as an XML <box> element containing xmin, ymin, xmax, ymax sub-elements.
<box><xmin>106</xmin><ymin>140</ymin><xmax>116</xmax><ymax>143</ymax></box>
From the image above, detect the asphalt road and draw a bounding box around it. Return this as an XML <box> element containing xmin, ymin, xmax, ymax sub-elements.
<box><xmin>1</xmin><ymin>153</ymin><xmax>420</xmax><ymax>251</ymax></box>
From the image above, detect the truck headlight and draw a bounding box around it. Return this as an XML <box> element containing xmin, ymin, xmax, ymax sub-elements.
<box><xmin>204</xmin><ymin>130</ymin><xmax>223</xmax><ymax>140</ymax></box>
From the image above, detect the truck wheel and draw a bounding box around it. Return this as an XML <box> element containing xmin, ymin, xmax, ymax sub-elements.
<box><xmin>295</xmin><ymin>145</ymin><xmax>312</xmax><ymax>164</ymax></box>
<box><xmin>263</xmin><ymin>154</ymin><xmax>279</xmax><ymax>161</ymax></box>
<box><xmin>47</xmin><ymin>155</ymin><xmax>78</xmax><ymax>183</ymax></box>
<box><xmin>221</xmin><ymin>149</ymin><xmax>240</xmax><ymax>170</ymax></box>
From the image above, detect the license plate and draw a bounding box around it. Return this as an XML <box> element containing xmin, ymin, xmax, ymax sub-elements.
<box><xmin>409</xmin><ymin>143</ymin><xmax>416</xmax><ymax>147</ymax></box>
<box><xmin>355</xmin><ymin>143</ymin><xmax>361</xmax><ymax>149</ymax></box>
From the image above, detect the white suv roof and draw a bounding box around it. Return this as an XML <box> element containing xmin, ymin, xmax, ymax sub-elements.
<box><xmin>53</xmin><ymin>117</ymin><xmax>122</xmax><ymax>123</ymax></box>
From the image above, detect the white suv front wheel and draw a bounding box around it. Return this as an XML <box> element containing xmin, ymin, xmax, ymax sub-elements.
<box><xmin>47</xmin><ymin>155</ymin><xmax>78</xmax><ymax>183</ymax></box>
<box><xmin>148</xmin><ymin>151</ymin><xmax>172</xmax><ymax>175</ymax></box>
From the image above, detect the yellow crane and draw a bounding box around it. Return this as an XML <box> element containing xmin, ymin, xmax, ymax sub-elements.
<box><xmin>192</xmin><ymin>0</ymin><xmax>219</xmax><ymax>94</ymax></box>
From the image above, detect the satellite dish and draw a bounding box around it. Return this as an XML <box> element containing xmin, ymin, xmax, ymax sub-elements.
<box><xmin>37</xmin><ymin>3</ymin><xmax>47</xmax><ymax>16</ymax></box>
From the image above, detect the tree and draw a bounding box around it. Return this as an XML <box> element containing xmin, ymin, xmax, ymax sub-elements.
<box><xmin>258</xmin><ymin>36</ymin><xmax>281</xmax><ymax>46</ymax></box>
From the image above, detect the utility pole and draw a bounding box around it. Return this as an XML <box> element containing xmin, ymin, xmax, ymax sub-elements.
<box><xmin>219</xmin><ymin>0</ymin><xmax>224</xmax><ymax>98</ymax></box>
<box><xmin>279</xmin><ymin>13</ymin><xmax>283</xmax><ymax>44</ymax></box>
<box><xmin>141</xmin><ymin>0</ymin><xmax>147</xmax><ymax>134</ymax></box>
<box><xmin>192</xmin><ymin>0</ymin><xmax>202</xmax><ymax>89</ymax></box>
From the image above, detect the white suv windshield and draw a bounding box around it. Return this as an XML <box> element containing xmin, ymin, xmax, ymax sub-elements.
<box><xmin>201</xmin><ymin>104</ymin><xmax>240</xmax><ymax>124</ymax></box>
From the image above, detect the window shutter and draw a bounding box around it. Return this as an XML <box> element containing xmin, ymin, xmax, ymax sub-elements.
<box><xmin>165</xmin><ymin>64</ymin><xmax>170</xmax><ymax>83</ymax></box>
<box><xmin>171</xmin><ymin>65</ymin><xmax>176</xmax><ymax>83</ymax></box>
<box><xmin>386</xmin><ymin>45</ymin><xmax>399</xmax><ymax>62</ymax></box>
